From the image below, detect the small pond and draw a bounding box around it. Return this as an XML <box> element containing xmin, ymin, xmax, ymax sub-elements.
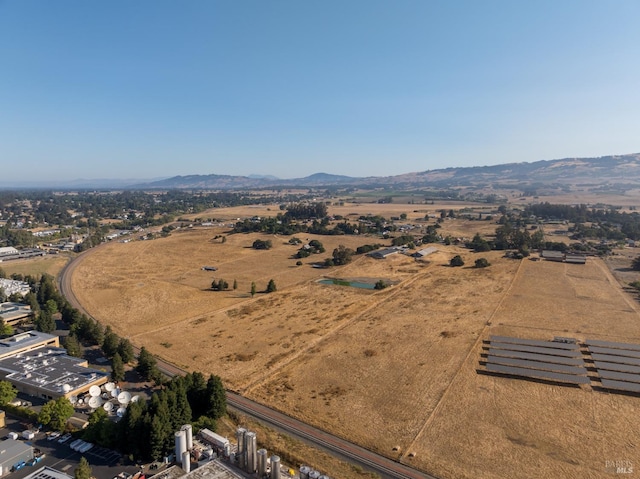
<box><xmin>318</xmin><ymin>279</ymin><xmax>376</xmax><ymax>290</ymax></box>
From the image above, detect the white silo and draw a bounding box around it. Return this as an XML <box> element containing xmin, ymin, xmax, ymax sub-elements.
<box><xmin>175</xmin><ymin>430</ymin><xmax>187</xmax><ymax>459</ymax></box>
<box><xmin>181</xmin><ymin>424</ymin><xmax>193</xmax><ymax>450</ymax></box>
<box><xmin>236</xmin><ymin>428</ymin><xmax>247</xmax><ymax>453</ymax></box>
<box><xmin>181</xmin><ymin>451</ymin><xmax>191</xmax><ymax>473</ymax></box>
<box><xmin>299</xmin><ymin>466</ymin><xmax>311</xmax><ymax>479</ymax></box>
<box><xmin>257</xmin><ymin>449</ymin><xmax>268</xmax><ymax>477</ymax></box>
<box><xmin>270</xmin><ymin>455</ymin><xmax>281</xmax><ymax>479</ymax></box>
<box><xmin>245</xmin><ymin>431</ymin><xmax>257</xmax><ymax>473</ymax></box>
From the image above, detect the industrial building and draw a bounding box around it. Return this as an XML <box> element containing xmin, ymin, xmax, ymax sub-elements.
<box><xmin>22</xmin><ymin>466</ymin><xmax>73</xmax><ymax>479</ymax></box>
<box><xmin>0</xmin><ymin>247</ymin><xmax>19</xmax><ymax>257</ymax></box>
<box><xmin>0</xmin><ymin>439</ymin><xmax>34</xmax><ymax>475</ymax></box>
<box><xmin>0</xmin><ymin>303</ymin><xmax>33</xmax><ymax>326</ymax></box>
<box><xmin>0</xmin><ymin>347</ymin><xmax>108</xmax><ymax>400</ymax></box>
<box><xmin>0</xmin><ymin>279</ymin><xmax>31</xmax><ymax>297</ymax></box>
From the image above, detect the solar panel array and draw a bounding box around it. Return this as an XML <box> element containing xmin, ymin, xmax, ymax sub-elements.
<box><xmin>586</xmin><ymin>339</ymin><xmax>640</xmax><ymax>394</ymax></box>
<box><xmin>479</xmin><ymin>336</ymin><xmax>640</xmax><ymax>396</ymax></box>
<box><xmin>481</xmin><ymin>336</ymin><xmax>588</xmax><ymax>385</ymax></box>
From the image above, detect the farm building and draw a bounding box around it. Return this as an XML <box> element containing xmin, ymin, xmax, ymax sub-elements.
<box><xmin>0</xmin><ymin>247</ymin><xmax>18</xmax><ymax>257</ymax></box>
<box><xmin>412</xmin><ymin>247</ymin><xmax>438</xmax><ymax>258</ymax></box>
<box><xmin>368</xmin><ymin>248</ymin><xmax>399</xmax><ymax>259</ymax></box>
<box><xmin>541</xmin><ymin>250</ymin><xmax>565</xmax><ymax>262</ymax></box>
<box><xmin>565</xmin><ymin>254</ymin><xmax>587</xmax><ymax>264</ymax></box>
<box><xmin>0</xmin><ymin>303</ymin><xmax>33</xmax><ymax>325</ymax></box>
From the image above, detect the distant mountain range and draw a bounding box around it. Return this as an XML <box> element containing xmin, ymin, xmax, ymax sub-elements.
<box><xmin>135</xmin><ymin>153</ymin><xmax>640</xmax><ymax>190</ymax></box>
<box><xmin>3</xmin><ymin>153</ymin><xmax>640</xmax><ymax>190</ymax></box>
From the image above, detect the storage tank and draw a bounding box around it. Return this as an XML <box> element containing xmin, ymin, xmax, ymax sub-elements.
<box><xmin>181</xmin><ymin>424</ymin><xmax>193</xmax><ymax>450</ymax></box>
<box><xmin>246</xmin><ymin>431</ymin><xmax>257</xmax><ymax>473</ymax></box>
<box><xmin>257</xmin><ymin>449</ymin><xmax>268</xmax><ymax>477</ymax></box>
<box><xmin>236</xmin><ymin>428</ymin><xmax>247</xmax><ymax>453</ymax></box>
<box><xmin>308</xmin><ymin>470</ymin><xmax>320</xmax><ymax>479</ymax></box>
<box><xmin>318</xmin><ymin>475</ymin><xmax>331</xmax><ymax>479</ymax></box>
<box><xmin>175</xmin><ymin>430</ymin><xmax>187</xmax><ymax>459</ymax></box>
<box><xmin>270</xmin><ymin>455</ymin><xmax>281</xmax><ymax>479</ymax></box>
<box><xmin>299</xmin><ymin>466</ymin><xmax>311</xmax><ymax>479</ymax></box>
<box><xmin>181</xmin><ymin>451</ymin><xmax>191</xmax><ymax>473</ymax></box>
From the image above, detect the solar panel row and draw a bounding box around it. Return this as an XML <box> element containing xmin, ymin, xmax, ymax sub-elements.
<box><xmin>600</xmin><ymin>378</ymin><xmax>640</xmax><ymax>394</ymax></box>
<box><xmin>585</xmin><ymin>339</ymin><xmax>640</xmax><ymax>352</ymax></box>
<box><xmin>487</xmin><ymin>348</ymin><xmax>585</xmax><ymax>366</ymax></box>
<box><xmin>591</xmin><ymin>353</ymin><xmax>640</xmax><ymax>367</ymax></box>
<box><xmin>489</xmin><ymin>341</ymin><xmax>582</xmax><ymax>358</ymax></box>
<box><xmin>486</xmin><ymin>355</ymin><xmax>587</xmax><ymax>375</ymax></box>
<box><xmin>588</xmin><ymin>346</ymin><xmax>640</xmax><ymax>359</ymax></box>
<box><xmin>485</xmin><ymin>363</ymin><xmax>590</xmax><ymax>384</ymax></box>
<box><xmin>593</xmin><ymin>361</ymin><xmax>640</xmax><ymax>375</ymax></box>
<box><xmin>597</xmin><ymin>369</ymin><xmax>640</xmax><ymax>385</ymax></box>
<box><xmin>489</xmin><ymin>335</ymin><xmax>579</xmax><ymax>351</ymax></box>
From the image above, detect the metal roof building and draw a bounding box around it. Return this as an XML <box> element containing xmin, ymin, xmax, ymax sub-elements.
<box><xmin>0</xmin><ymin>332</ymin><xmax>59</xmax><ymax>360</ymax></box>
<box><xmin>22</xmin><ymin>466</ymin><xmax>73</xmax><ymax>479</ymax></box>
<box><xmin>0</xmin><ymin>439</ymin><xmax>33</xmax><ymax>475</ymax></box>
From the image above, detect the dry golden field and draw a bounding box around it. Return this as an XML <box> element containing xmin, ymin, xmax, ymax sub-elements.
<box><xmin>70</xmin><ymin>204</ymin><xmax>640</xmax><ymax>479</ymax></box>
<box><xmin>0</xmin><ymin>254</ymin><xmax>69</xmax><ymax>278</ymax></box>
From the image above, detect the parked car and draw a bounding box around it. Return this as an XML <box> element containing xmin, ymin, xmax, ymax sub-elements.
<box><xmin>22</xmin><ymin>430</ymin><xmax>35</xmax><ymax>440</ymax></box>
<box><xmin>6</xmin><ymin>432</ymin><xmax>18</xmax><ymax>440</ymax></box>
<box><xmin>12</xmin><ymin>461</ymin><xmax>26</xmax><ymax>472</ymax></box>
<box><xmin>78</xmin><ymin>442</ymin><xmax>94</xmax><ymax>453</ymax></box>
<box><xmin>69</xmin><ymin>439</ymin><xmax>83</xmax><ymax>450</ymax></box>
<box><xmin>58</xmin><ymin>433</ymin><xmax>72</xmax><ymax>443</ymax></box>
<box><xmin>47</xmin><ymin>432</ymin><xmax>60</xmax><ymax>441</ymax></box>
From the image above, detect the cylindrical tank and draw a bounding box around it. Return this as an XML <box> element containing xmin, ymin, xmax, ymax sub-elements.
<box><xmin>182</xmin><ymin>424</ymin><xmax>193</xmax><ymax>450</ymax></box>
<box><xmin>270</xmin><ymin>455</ymin><xmax>281</xmax><ymax>479</ymax></box>
<box><xmin>309</xmin><ymin>470</ymin><xmax>321</xmax><ymax>479</ymax></box>
<box><xmin>236</xmin><ymin>427</ymin><xmax>247</xmax><ymax>453</ymax></box>
<box><xmin>223</xmin><ymin>442</ymin><xmax>231</xmax><ymax>457</ymax></box>
<box><xmin>175</xmin><ymin>430</ymin><xmax>187</xmax><ymax>459</ymax></box>
<box><xmin>257</xmin><ymin>449</ymin><xmax>268</xmax><ymax>477</ymax></box>
<box><xmin>318</xmin><ymin>475</ymin><xmax>330</xmax><ymax>479</ymax></box>
<box><xmin>181</xmin><ymin>451</ymin><xmax>191</xmax><ymax>473</ymax></box>
<box><xmin>299</xmin><ymin>465</ymin><xmax>311</xmax><ymax>479</ymax></box>
<box><xmin>246</xmin><ymin>431</ymin><xmax>257</xmax><ymax>472</ymax></box>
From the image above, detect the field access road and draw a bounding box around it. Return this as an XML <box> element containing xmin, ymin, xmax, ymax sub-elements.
<box><xmin>58</xmin><ymin>252</ymin><xmax>437</xmax><ymax>479</ymax></box>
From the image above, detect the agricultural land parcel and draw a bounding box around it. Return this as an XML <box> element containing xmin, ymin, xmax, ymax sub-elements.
<box><xmin>70</xmin><ymin>203</ymin><xmax>640</xmax><ymax>479</ymax></box>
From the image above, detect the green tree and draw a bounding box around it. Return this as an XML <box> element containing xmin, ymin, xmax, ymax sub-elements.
<box><xmin>475</xmin><ymin>258</ymin><xmax>491</xmax><ymax>268</ymax></box>
<box><xmin>63</xmin><ymin>334</ymin><xmax>83</xmax><ymax>358</ymax></box>
<box><xmin>137</xmin><ymin>347</ymin><xmax>162</xmax><ymax>383</ymax></box>
<box><xmin>467</xmin><ymin>233</ymin><xmax>491</xmax><ymax>252</ymax></box>
<box><xmin>250</xmin><ymin>282</ymin><xmax>256</xmax><ymax>297</ymax></box>
<box><xmin>632</xmin><ymin>256</ymin><xmax>640</xmax><ymax>271</ymax></box>
<box><xmin>0</xmin><ymin>319</ymin><xmax>13</xmax><ymax>337</ymax></box>
<box><xmin>38</xmin><ymin>397</ymin><xmax>75</xmax><ymax>431</ymax></box>
<box><xmin>117</xmin><ymin>338</ymin><xmax>135</xmax><ymax>364</ymax></box>
<box><xmin>45</xmin><ymin>299</ymin><xmax>59</xmax><ymax>315</ymax></box>
<box><xmin>74</xmin><ymin>457</ymin><xmax>92</xmax><ymax>479</ymax></box>
<box><xmin>450</xmin><ymin>255</ymin><xmax>465</xmax><ymax>267</ymax></box>
<box><xmin>233</xmin><ymin>279</ymin><xmax>238</xmax><ymax>290</ymax></box>
<box><xmin>102</xmin><ymin>326</ymin><xmax>120</xmax><ymax>358</ymax></box>
<box><xmin>111</xmin><ymin>352</ymin><xmax>125</xmax><ymax>382</ymax></box>
<box><xmin>266</xmin><ymin>279</ymin><xmax>277</xmax><ymax>293</ymax></box>
<box><xmin>0</xmin><ymin>380</ymin><xmax>17</xmax><ymax>405</ymax></box>
<box><xmin>205</xmin><ymin>374</ymin><xmax>226</xmax><ymax>419</ymax></box>
<box><xmin>331</xmin><ymin>245</ymin><xmax>355</xmax><ymax>266</ymax></box>
<box><xmin>35</xmin><ymin>310</ymin><xmax>56</xmax><ymax>333</ymax></box>
<box><xmin>374</xmin><ymin>280</ymin><xmax>388</xmax><ymax>290</ymax></box>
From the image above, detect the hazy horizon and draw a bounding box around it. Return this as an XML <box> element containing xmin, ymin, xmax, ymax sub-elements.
<box><xmin>2</xmin><ymin>1</ymin><xmax>640</xmax><ymax>183</ymax></box>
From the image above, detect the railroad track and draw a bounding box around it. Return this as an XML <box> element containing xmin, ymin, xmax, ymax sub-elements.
<box><xmin>58</xmin><ymin>252</ymin><xmax>437</xmax><ymax>479</ymax></box>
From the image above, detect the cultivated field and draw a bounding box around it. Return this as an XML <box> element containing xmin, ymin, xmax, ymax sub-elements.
<box><xmin>70</xmin><ymin>204</ymin><xmax>640</xmax><ymax>479</ymax></box>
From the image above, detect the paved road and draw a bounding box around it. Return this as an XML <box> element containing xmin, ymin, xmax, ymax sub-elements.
<box><xmin>58</xmin><ymin>251</ymin><xmax>438</xmax><ymax>479</ymax></box>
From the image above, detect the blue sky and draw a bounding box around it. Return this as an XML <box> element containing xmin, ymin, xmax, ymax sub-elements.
<box><xmin>1</xmin><ymin>1</ymin><xmax>640</xmax><ymax>183</ymax></box>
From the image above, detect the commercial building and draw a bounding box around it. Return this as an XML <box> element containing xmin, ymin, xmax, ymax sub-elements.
<box><xmin>22</xmin><ymin>467</ymin><xmax>73</xmax><ymax>479</ymax></box>
<box><xmin>0</xmin><ymin>439</ymin><xmax>33</xmax><ymax>475</ymax></box>
<box><xmin>0</xmin><ymin>303</ymin><xmax>33</xmax><ymax>326</ymax></box>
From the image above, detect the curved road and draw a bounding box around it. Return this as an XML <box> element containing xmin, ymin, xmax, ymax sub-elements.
<box><xmin>59</xmin><ymin>252</ymin><xmax>437</xmax><ymax>479</ymax></box>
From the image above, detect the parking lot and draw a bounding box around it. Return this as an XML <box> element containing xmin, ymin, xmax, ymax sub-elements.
<box><xmin>1</xmin><ymin>415</ymin><xmax>143</xmax><ymax>479</ymax></box>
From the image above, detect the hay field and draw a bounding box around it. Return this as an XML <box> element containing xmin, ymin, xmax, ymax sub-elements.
<box><xmin>70</xmin><ymin>205</ymin><xmax>640</xmax><ymax>479</ymax></box>
<box><xmin>0</xmin><ymin>254</ymin><xmax>69</xmax><ymax>278</ymax></box>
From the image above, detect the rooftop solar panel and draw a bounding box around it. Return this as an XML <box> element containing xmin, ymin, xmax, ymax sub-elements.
<box><xmin>590</xmin><ymin>353</ymin><xmax>640</xmax><ymax>367</ymax></box>
<box><xmin>600</xmin><ymin>378</ymin><xmax>640</xmax><ymax>394</ymax></box>
<box><xmin>597</xmin><ymin>369</ymin><xmax>640</xmax><ymax>384</ymax></box>
<box><xmin>489</xmin><ymin>342</ymin><xmax>582</xmax><ymax>358</ymax></box>
<box><xmin>588</xmin><ymin>346</ymin><xmax>640</xmax><ymax>359</ymax></box>
<box><xmin>593</xmin><ymin>361</ymin><xmax>640</xmax><ymax>374</ymax></box>
<box><xmin>487</xmin><ymin>348</ymin><xmax>585</xmax><ymax>366</ymax></box>
<box><xmin>485</xmin><ymin>363</ymin><xmax>590</xmax><ymax>384</ymax></box>
<box><xmin>486</xmin><ymin>356</ymin><xmax>587</xmax><ymax>375</ymax></box>
<box><xmin>585</xmin><ymin>339</ymin><xmax>640</xmax><ymax>352</ymax></box>
<box><xmin>489</xmin><ymin>335</ymin><xmax>579</xmax><ymax>350</ymax></box>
